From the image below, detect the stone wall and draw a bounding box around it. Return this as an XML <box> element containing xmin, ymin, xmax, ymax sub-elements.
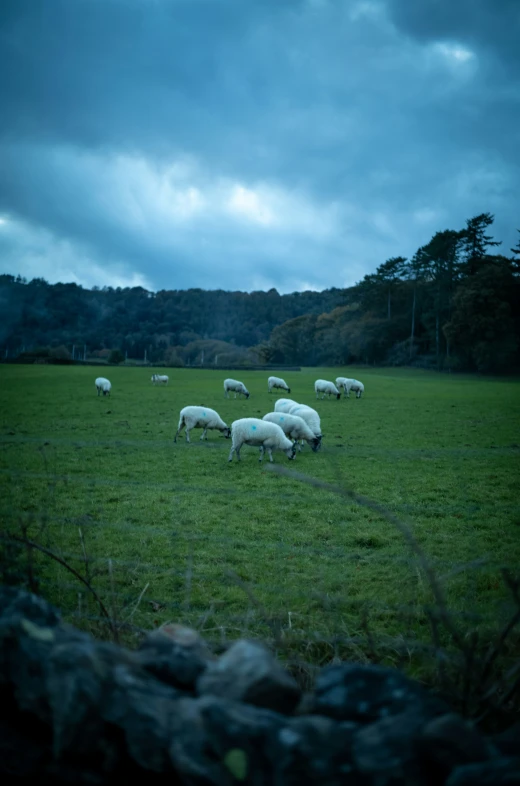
<box><xmin>0</xmin><ymin>586</ymin><xmax>518</xmax><ymax>785</ymax></box>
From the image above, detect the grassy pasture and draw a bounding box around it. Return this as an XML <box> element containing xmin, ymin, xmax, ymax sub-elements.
<box><xmin>1</xmin><ymin>363</ymin><xmax>519</xmax><ymax>675</ymax></box>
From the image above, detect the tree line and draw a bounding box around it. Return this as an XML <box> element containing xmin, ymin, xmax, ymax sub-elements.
<box><xmin>262</xmin><ymin>213</ymin><xmax>520</xmax><ymax>372</ymax></box>
<box><xmin>1</xmin><ymin>213</ymin><xmax>519</xmax><ymax>372</ymax></box>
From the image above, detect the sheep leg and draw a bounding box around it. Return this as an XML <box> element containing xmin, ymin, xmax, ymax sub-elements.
<box><xmin>174</xmin><ymin>421</ymin><xmax>185</xmax><ymax>443</ymax></box>
<box><xmin>267</xmin><ymin>447</ymin><xmax>274</xmax><ymax>462</ymax></box>
<box><xmin>229</xmin><ymin>444</ymin><xmax>241</xmax><ymax>461</ymax></box>
<box><xmin>185</xmin><ymin>427</ymin><xmax>191</xmax><ymax>443</ymax></box>
<box><xmin>200</xmin><ymin>427</ymin><xmax>208</xmax><ymax>441</ymax></box>
<box><xmin>259</xmin><ymin>446</ymin><xmax>264</xmax><ymax>462</ymax></box>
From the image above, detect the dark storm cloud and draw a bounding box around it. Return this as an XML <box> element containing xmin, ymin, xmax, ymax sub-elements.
<box><xmin>386</xmin><ymin>0</ymin><xmax>520</xmax><ymax>73</ymax></box>
<box><xmin>0</xmin><ymin>0</ymin><xmax>518</xmax><ymax>293</ymax></box>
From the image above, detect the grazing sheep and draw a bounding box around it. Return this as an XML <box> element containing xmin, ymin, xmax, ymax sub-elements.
<box><xmin>336</xmin><ymin>377</ymin><xmax>364</xmax><ymax>398</ymax></box>
<box><xmin>224</xmin><ymin>378</ymin><xmax>250</xmax><ymax>399</ymax></box>
<box><xmin>263</xmin><ymin>412</ymin><xmax>321</xmax><ymax>452</ymax></box>
<box><xmin>274</xmin><ymin>398</ymin><xmax>298</xmax><ymax>413</ymax></box>
<box><xmin>288</xmin><ymin>404</ymin><xmax>323</xmax><ymax>450</ymax></box>
<box><xmin>95</xmin><ymin>377</ymin><xmax>111</xmax><ymax>397</ymax></box>
<box><xmin>268</xmin><ymin>376</ymin><xmax>291</xmax><ymax>394</ymax></box>
<box><xmin>151</xmin><ymin>374</ymin><xmax>169</xmax><ymax>385</ymax></box>
<box><xmin>174</xmin><ymin>406</ymin><xmax>231</xmax><ymax>443</ymax></box>
<box><xmin>228</xmin><ymin>418</ymin><xmax>296</xmax><ymax>463</ymax></box>
<box><xmin>335</xmin><ymin>377</ymin><xmax>349</xmax><ymax>397</ymax></box>
<box><xmin>314</xmin><ymin>379</ymin><xmax>341</xmax><ymax>400</ymax></box>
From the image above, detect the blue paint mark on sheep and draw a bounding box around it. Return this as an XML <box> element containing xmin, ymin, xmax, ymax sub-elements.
<box><xmin>251</xmin><ymin>425</ymin><xmax>257</xmax><ymax>430</ymax></box>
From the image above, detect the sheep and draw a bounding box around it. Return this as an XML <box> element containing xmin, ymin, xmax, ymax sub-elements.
<box><xmin>228</xmin><ymin>418</ymin><xmax>296</xmax><ymax>463</ymax></box>
<box><xmin>224</xmin><ymin>378</ymin><xmax>250</xmax><ymax>399</ymax></box>
<box><xmin>151</xmin><ymin>374</ymin><xmax>169</xmax><ymax>385</ymax></box>
<box><xmin>174</xmin><ymin>406</ymin><xmax>231</xmax><ymax>443</ymax></box>
<box><xmin>274</xmin><ymin>398</ymin><xmax>298</xmax><ymax>413</ymax></box>
<box><xmin>314</xmin><ymin>379</ymin><xmax>341</xmax><ymax>400</ymax></box>
<box><xmin>263</xmin><ymin>412</ymin><xmax>321</xmax><ymax>452</ymax></box>
<box><xmin>288</xmin><ymin>403</ymin><xmax>323</xmax><ymax>450</ymax></box>
<box><xmin>268</xmin><ymin>376</ymin><xmax>291</xmax><ymax>394</ymax></box>
<box><xmin>336</xmin><ymin>377</ymin><xmax>364</xmax><ymax>398</ymax></box>
<box><xmin>95</xmin><ymin>377</ymin><xmax>111</xmax><ymax>396</ymax></box>
<box><xmin>335</xmin><ymin>377</ymin><xmax>349</xmax><ymax>397</ymax></box>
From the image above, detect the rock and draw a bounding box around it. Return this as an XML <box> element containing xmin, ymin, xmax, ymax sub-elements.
<box><xmin>313</xmin><ymin>663</ymin><xmax>446</xmax><ymax>723</ymax></box>
<box><xmin>103</xmin><ymin>662</ymin><xmax>181</xmax><ymax>773</ymax></box>
<box><xmin>492</xmin><ymin>724</ymin><xmax>520</xmax><ymax>757</ymax></box>
<box><xmin>197</xmin><ymin>640</ymin><xmax>301</xmax><ymax>715</ymax></box>
<box><xmin>46</xmin><ymin>639</ymin><xmax>108</xmax><ymax>758</ymax></box>
<box><xmin>0</xmin><ymin>708</ymin><xmax>52</xmax><ymax>779</ymax></box>
<box><xmin>136</xmin><ymin>624</ymin><xmax>212</xmax><ymax>691</ymax></box>
<box><xmin>168</xmin><ymin>696</ymin><xmax>230</xmax><ymax>786</ymax></box>
<box><xmin>269</xmin><ymin>715</ymin><xmax>362</xmax><ymax>786</ymax></box>
<box><xmin>446</xmin><ymin>757</ymin><xmax>520</xmax><ymax>785</ymax></box>
<box><xmin>352</xmin><ymin>710</ymin><xmax>427</xmax><ymax>783</ymax></box>
<box><xmin>0</xmin><ymin>586</ymin><xmax>72</xmax><ymax>722</ymax></box>
<box><xmin>418</xmin><ymin>713</ymin><xmax>498</xmax><ymax>778</ymax></box>
<box><xmin>199</xmin><ymin>694</ymin><xmax>285</xmax><ymax>786</ymax></box>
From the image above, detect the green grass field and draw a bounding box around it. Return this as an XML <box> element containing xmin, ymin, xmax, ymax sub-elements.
<box><xmin>1</xmin><ymin>363</ymin><xmax>519</xmax><ymax>676</ymax></box>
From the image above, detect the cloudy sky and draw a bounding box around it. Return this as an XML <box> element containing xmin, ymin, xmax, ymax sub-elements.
<box><xmin>0</xmin><ymin>0</ymin><xmax>518</xmax><ymax>294</ymax></box>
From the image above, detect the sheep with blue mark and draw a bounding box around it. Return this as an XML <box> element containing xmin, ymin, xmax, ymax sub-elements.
<box><xmin>223</xmin><ymin>378</ymin><xmax>250</xmax><ymax>399</ymax></box>
<box><xmin>263</xmin><ymin>412</ymin><xmax>321</xmax><ymax>452</ymax></box>
<box><xmin>175</xmin><ymin>406</ymin><xmax>231</xmax><ymax>443</ymax></box>
<box><xmin>336</xmin><ymin>377</ymin><xmax>365</xmax><ymax>398</ymax></box>
<box><xmin>273</xmin><ymin>398</ymin><xmax>298</xmax><ymax>413</ymax></box>
<box><xmin>228</xmin><ymin>418</ymin><xmax>296</xmax><ymax>463</ymax></box>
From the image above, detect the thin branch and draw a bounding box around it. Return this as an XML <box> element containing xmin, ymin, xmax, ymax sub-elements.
<box><xmin>107</xmin><ymin>558</ymin><xmax>119</xmax><ymax>643</ymax></box>
<box><xmin>78</xmin><ymin>526</ymin><xmax>90</xmax><ymax>583</ymax></box>
<box><xmin>0</xmin><ymin>533</ymin><xmax>117</xmax><ymax>640</ymax></box>
<box><xmin>123</xmin><ymin>582</ymin><xmax>150</xmax><ymax>625</ymax></box>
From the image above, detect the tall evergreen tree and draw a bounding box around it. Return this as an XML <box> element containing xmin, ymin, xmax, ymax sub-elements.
<box><xmin>374</xmin><ymin>256</ymin><xmax>407</xmax><ymax>319</ymax></box>
<box><xmin>460</xmin><ymin>213</ymin><xmax>501</xmax><ymax>275</ymax></box>
<box><xmin>511</xmin><ymin>229</ymin><xmax>520</xmax><ymax>275</ymax></box>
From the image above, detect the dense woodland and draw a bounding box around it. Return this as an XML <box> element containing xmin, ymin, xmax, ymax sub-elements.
<box><xmin>1</xmin><ymin>213</ymin><xmax>519</xmax><ymax>372</ymax></box>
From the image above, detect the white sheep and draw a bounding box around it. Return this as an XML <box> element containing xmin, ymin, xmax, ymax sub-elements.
<box><xmin>335</xmin><ymin>377</ymin><xmax>349</xmax><ymax>397</ymax></box>
<box><xmin>224</xmin><ymin>378</ymin><xmax>250</xmax><ymax>399</ymax></box>
<box><xmin>274</xmin><ymin>398</ymin><xmax>298</xmax><ymax>413</ymax></box>
<box><xmin>267</xmin><ymin>376</ymin><xmax>291</xmax><ymax>394</ymax></box>
<box><xmin>336</xmin><ymin>377</ymin><xmax>364</xmax><ymax>398</ymax></box>
<box><xmin>228</xmin><ymin>418</ymin><xmax>296</xmax><ymax>463</ymax></box>
<box><xmin>174</xmin><ymin>406</ymin><xmax>231</xmax><ymax>443</ymax></box>
<box><xmin>263</xmin><ymin>412</ymin><xmax>321</xmax><ymax>452</ymax></box>
<box><xmin>95</xmin><ymin>377</ymin><xmax>111</xmax><ymax>396</ymax></box>
<box><xmin>314</xmin><ymin>379</ymin><xmax>341</xmax><ymax>400</ymax></box>
<box><xmin>288</xmin><ymin>403</ymin><xmax>323</xmax><ymax>449</ymax></box>
<box><xmin>151</xmin><ymin>374</ymin><xmax>169</xmax><ymax>385</ymax></box>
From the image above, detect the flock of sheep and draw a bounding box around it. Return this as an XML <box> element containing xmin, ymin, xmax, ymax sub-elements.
<box><xmin>94</xmin><ymin>373</ymin><xmax>364</xmax><ymax>463</ymax></box>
